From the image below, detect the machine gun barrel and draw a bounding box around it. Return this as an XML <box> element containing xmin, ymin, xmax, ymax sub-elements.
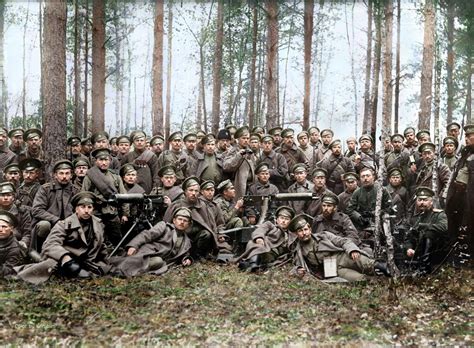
<box><xmin>110</xmin><ymin>193</ymin><xmax>164</xmax><ymax>204</ymax></box>
<box><xmin>244</xmin><ymin>192</ymin><xmax>316</xmax><ymax>203</ymax></box>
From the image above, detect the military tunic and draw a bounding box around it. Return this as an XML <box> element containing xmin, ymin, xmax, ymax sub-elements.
<box><xmin>287</xmin><ymin>180</ymin><xmax>314</xmax><ymax>214</ymax></box>
<box><xmin>317</xmin><ymin>153</ymin><xmax>355</xmax><ymax>194</ymax></box>
<box><xmin>0</xmin><ymin>234</ymin><xmax>22</xmax><ymax>277</ymax></box>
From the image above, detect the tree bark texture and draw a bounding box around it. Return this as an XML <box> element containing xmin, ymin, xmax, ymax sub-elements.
<box><xmin>265</xmin><ymin>0</ymin><xmax>279</xmax><ymax>130</ymax></box>
<box><xmin>303</xmin><ymin>0</ymin><xmax>314</xmax><ymax>130</ymax></box>
<box><xmin>362</xmin><ymin>0</ymin><xmax>373</xmax><ymax>133</ymax></box>
<box><xmin>91</xmin><ymin>0</ymin><xmax>105</xmax><ymax>133</ymax></box>
<box><xmin>370</xmin><ymin>5</ymin><xmax>382</xmax><ymax>141</ymax></box>
<box><xmin>74</xmin><ymin>0</ymin><xmax>83</xmax><ymax>137</ymax></box>
<box><xmin>394</xmin><ymin>0</ymin><xmax>401</xmax><ymax>133</ymax></box>
<box><xmin>152</xmin><ymin>0</ymin><xmax>164</xmax><ymax>135</ymax></box>
<box><xmin>446</xmin><ymin>0</ymin><xmax>454</xmax><ymax>124</ymax></box>
<box><xmin>83</xmin><ymin>0</ymin><xmax>89</xmax><ymax>137</ymax></box>
<box><xmin>248</xmin><ymin>2</ymin><xmax>258</xmax><ymax>129</ymax></box>
<box><xmin>42</xmin><ymin>0</ymin><xmax>67</xmax><ymax>170</ymax></box>
<box><xmin>165</xmin><ymin>2</ymin><xmax>173</xmax><ymax>143</ymax></box>
<box><xmin>0</xmin><ymin>0</ymin><xmax>5</xmax><ymax>126</ymax></box>
<box><xmin>418</xmin><ymin>0</ymin><xmax>435</xmax><ymax>131</ymax></box>
<box><xmin>211</xmin><ymin>0</ymin><xmax>223</xmax><ymax>135</ymax></box>
<box><xmin>381</xmin><ymin>0</ymin><xmax>393</xmax><ymax>134</ymax></box>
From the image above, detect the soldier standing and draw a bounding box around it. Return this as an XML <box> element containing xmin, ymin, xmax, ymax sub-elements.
<box><xmin>338</xmin><ymin>172</ymin><xmax>359</xmax><ymax>213</ymax></box>
<box><xmin>17</xmin><ymin>158</ymin><xmax>42</xmax><ymax>207</ymax></box>
<box><xmin>287</xmin><ymin>163</ymin><xmax>314</xmax><ymax>214</ymax></box>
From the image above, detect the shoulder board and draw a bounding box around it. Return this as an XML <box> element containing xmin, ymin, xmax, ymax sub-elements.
<box><xmin>433</xmin><ymin>209</ymin><xmax>443</xmax><ymax>213</ymax></box>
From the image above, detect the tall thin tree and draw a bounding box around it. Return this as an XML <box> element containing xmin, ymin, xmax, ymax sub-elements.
<box><xmin>165</xmin><ymin>1</ymin><xmax>173</xmax><ymax>143</ymax></box>
<box><xmin>91</xmin><ymin>0</ymin><xmax>106</xmax><ymax>133</ymax></box>
<box><xmin>370</xmin><ymin>3</ymin><xmax>382</xmax><ymax>142</ymax></box>
<box><xmin>73</xmin><ymin>0</ymin><xmax>83</xmax><ymax>136</ymax></box>
<box><xmin>394</xmin><ymin>0</ymin><xmax>401</xmax><ymax>133</ymax></box>
<box><xmin>381</xmin><ymin>0</ymin><xmax>393</xmax><ymax>134</ymax></box>
<box><xmin>303</xmin><ymin>0</ymin><xmax>314</xmax><ymax>129</ymax></box>
<box><xmin>0</xmin><ymin>0</ymin><xmax>6</xmax><ymax>127</ymax></box>
<box><xmin>446</xmin><ymin>0</ymin><xmax>454</xmax><ymax>124</ymax></box>
<box><xmin>152</xmin><ymin>0</ymin><xmax>164</xmax><ymax>135</ymax></box>
<box><xmin>265</xmin><ymin>0</ymin><xmax>279</xmax><ymax>129</ymax></box>
<box><xmin>248</xmin><ymin>1</ymin><xmax>258</xmax><ymax>129</ymax></box>
<box><xmin>211</xmin><ymin>0</ymin><xmax>223</xmax><ymax>135</ymax></box>
<box><xmin>362</xmin><ymin>0</ymin><xmax>373</xmax><ymax>133</ymax></box>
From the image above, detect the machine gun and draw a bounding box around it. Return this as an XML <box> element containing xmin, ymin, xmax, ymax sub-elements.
<box><xmin>107</xmin><ymin>193</ymin><xmax>165</xmax><ymax>258</ymax></box>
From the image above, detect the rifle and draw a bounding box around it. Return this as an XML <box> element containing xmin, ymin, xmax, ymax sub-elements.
<box><xmin>432</xmin><ymin>136</ymin><xmax>441</xmax><ymax>208</ymax></box>
<box><xmin>218</xmin><ymin>226</ymin><xmax>257</xmax><ymax>244</ymax></box>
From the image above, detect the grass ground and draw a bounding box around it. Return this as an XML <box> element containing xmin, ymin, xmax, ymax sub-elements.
<box><xmin>0</xmin><ymin>263</ymin><xmax>472</xmax><ymax>346</ymax></box>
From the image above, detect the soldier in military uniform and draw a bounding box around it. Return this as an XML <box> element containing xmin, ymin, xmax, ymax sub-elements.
<box><xmin>385</xmin><ymin>168</ymin><xmax>409</xmax><ymax>227</ymax></box>
<box><xmin>116</xmin><ymin>135</ymin><xmax>131</xmax><ymax>162</ymax></box>
<box><xmin>158</xmin><ymin>165</ymin><xmax>183</xmax><ymax>206</ymax></box>
<box><xmin>268</xmin><ymin>126</ymin><xmax>283</xmax><ymax>148</ymax></box>
<box><xmin>441</xmin><ymin>136</ymin><xmax>458</xmax><ymax>170</ymax></box>
<box><xmin>287</xmin><ymin>163</ymin><xmax>314</xmax><ymax>214</ymax></box>
<box><xmin>312</xmin><ymin>129</ymin><xmax>334</xmax><ymax>164</ymax></box>
<box><xmin>191</xmin><ymin>135</ymin><xmax>224</xmax><ymax>184</ymax></box>
<box><xmin>257</xmin><ymin>134</ymin><xmax>288</xmax><ymax>192</ymax></box>
<box><xmin>16</xmin><ymin>158</ymin><xmax>42</xmax><ymax>208</ymax></box>
<box><xmin>385</xmin><ymin>134</ymin><xmax>411</xmax><ymax>176</ymax></box>
<box><xmin>404</xmin><ymin>187</ymin><xmax>448</xmax><ymax>274</ymax></box>
<box><xmin>416</xmin><ymin>129</ymin><xmax>431</xmax><ymax>146</ymax></box>
<box><xmin>216</xmin><ymin>129</ymin><xmax>232</xmax><ymax>155</ymax></box>
<box><xmin>308</xmin><ymin>126</ymin><xmax>322</xmax><ymax>150</ymax></box>
<box><xmin>246</xmin><ymin>162</ymin><xmax>279</xmax><ymax>219</ymax></box>
<box><xmin>214</xmin><ymin>179</ymin><xmax>245</xmax><ymax>230</ymax></box>
<box><xmin>344</xmin><ymin>137</ymin><xmax>358</xmax><ymax>160</ymax></box>
<box><xmin>7</xmin><ymin>128</ymin><xmax>24</xmax><ymax>156</ymax></box>
<box><xmin>149</xmin><ymin>135</ymin><xmax>165</xmax><ymax>157</ymax></box>
<box><xmin>317</xmin><ymin>139</ymin><xmax>355</xmax><ymax>195</ymax></box>
<box><xmin>82</xmin><ymin>148</ymin><xmax>129</xmax><ymax>246</ymax></box>
<box><xmin>403</xmin><ymin>126</ymin><xmax>418</xmax><ymax>155</ymax></box>
<box><xmin>338</xmin><ymin>172</ymin><xmax>359</xmax><ymax>213</ymax></box>
<box><xmin>80</xmin><ymin>137</ymin><xmax>93</xmax><ymax>157</ymax></box>
<box><xmin>18</xmin><ymin>128</ymin><xmax>45</xmax><ymax>166</ymax></box>
<box><xmin>276</xmin><ymin>128</ymin><xmax>307</xmax><ymax>189</ymax></box>
<box><xmin>249</xmin><ymin>133</ymin><xmax>261</xmax><ymax>155</ymax></box>
<box><xmin>306</xmin><ymin>167</ymin><xmax>332</xmax><ymax>217</ymax></box>
<box><xmin>0</xmin><ymin>128</ymin><xmax>18</xmax><ymax>181</ymax></box>
<box><xmin>157</xmin><ymin>131</ymin><xmax>187</xmax><ymax>184</ymax></box>
<box><xmin>0</xmin><ymin>211</ymin><xmax>23</xmax><ymax>278</ymax></box>
<box><xmin>446</xmin><ymin>121</ymin><xmax>463</xmax><ymax>154</ymax></box>
<box><xmin>67</xmin><ymin>136</ymin><xmax>88</xmax><ymax>163</ymax></box>
<box><xmin>72</xmin><ymin>158</ymin><xmax>90</xmax><ymax>194</ymax></box>
<box><xmin>182</xmin><ymin>133</ymin><xmax>200</xmax><ymax>177</ymax></box>
<box><xmin>353</xmin><ymin>134</ymin><xmax>376</xmax><ymax>174</ymax></box>
<box><xmin>297</xmin><ymin>131</ymin><xmax>313</xmax><ymax>164</ymax></box>
<box><xmin>89</xmin><ymin>131</ymin><xmax>121</xmax><ymax>173</ymax></box>
<box><xmin>3</xmin><ymin>163</ymin><xmax>21</xmax><ymax>189</ymax></box>
<box><xmin>237</xmin><ymin>206</ymin><xmax>296</xmax><ymax>272</ymax></box>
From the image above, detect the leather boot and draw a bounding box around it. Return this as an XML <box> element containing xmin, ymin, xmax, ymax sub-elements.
<box><xmin>374</xmin><ymin>261</ymin><xmax>391</xmax><ymax>277</ymax></box>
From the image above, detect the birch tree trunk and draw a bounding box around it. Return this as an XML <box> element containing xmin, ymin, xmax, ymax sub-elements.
<box><xmin>418</xmin><ymin>0</ymin><xmax>435</xmax><ymax>130</ymax></box>
<box><xmin>381</xmin><ymin>0</ymin><xmax>393</xmax><ymax>134</ymax></box>
<box><xmin>152</xmin><ymin>0</ymin><xmax>164</xmax><ymax>135</ymax></box>
<box><xmin>42</xmin><ymin>0</ymin><xmax>67</xmax><ymax>170</ymax></box>
<box><xmin>92</xmin><ymin>0</ymin><xmax>106</xmax><ymax>133</ymax></box>
<box><xmin>265</xmin><ymin>0</ymin><xmax>279</xmax><ymax>129</ymax></box>
<box><xmin>303</xmin><ymin>0</ymin><xmax>314</xmax><ymax>129</ymax></box>
<box><xmin>211</xmin><ymin>0</ymin><xmax>223</xmax><ymax>135</ymax></box>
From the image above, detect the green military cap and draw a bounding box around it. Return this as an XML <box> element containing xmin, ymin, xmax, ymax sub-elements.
<box><xmin>255</xmin><ymin>162</ymin><xmax>270</xmax><ymax>174</ymax></box>
<box><xmin>415</xmin><ymin>186</ymin><xmax>435</xmax><ymax>199</ymax></box>
<box><xmin>275</xmin><ymin>206</ymin><xmax>295</xmax><ymax>219</ymax></box>
<box><xmin>91</xmin><ymin>148</ymin><xmax>111</xmax><ymax>159</ymax></box>
<box><xmin>158</xmin><ymin>165</ymin><xmax>176</xmax><ymax>177</ymax></box>
<box><xmin>0</xmin><ymin>210</ymin><xmax>18</xmax><ymax>227</ymax></box>
<box><xmin>403</xmin><ymin>126</ymin><xmax>416</xmax><ymax>136</ymax></box>
<box><xmin>388</xmin><ymin>167</ymin><xmax>404</xmax><ymax>178</ymax></box>
<box><xmin>443</xmin><ymin>136</ymin><xmax>458</xmax><ymax>148</ymax></box>
<box><xmin>225</xmin><ymin>124</ymin><xmax>237</xmax><ymax>134</ymax></box>
<box><xmin>234</xmin><ymin>126</ymin><xmax>250</xmax><ymax>139</ymax></box>
<box><xmin>217</xmin><ymin>179</ymin><xmax>233</xmax><ymax>193</ymax></box>
<box><xmin>3</xmin><ymin>163</ymin><xmax>20</xmax><ymax>174</ymax></box>
<box><xmin>71</xmin><ymin>191</ymin><xmax>97</xmax><ymax>208</ymax></box>
<box><xmin>53</xmin><ymin>159</ymin><xmax>73</xmax><ymax>172</ymax></box>
<box><xmin>183</xmin><ymin>133</ymin><xmax>197</xmax><ymax>142</ymax></box>
<box><xmin>120</xmin><ymin>163</ymin><xmax>137</xmax><ymax>177</ymax></box>
<box><xmin>329</xmin><ymin>139</ymin><xmax>342</xmax><ymax>148</ymax></box>
<box><xmin>81</xmin><ymin>137</ymin><xmax>92</xmax><ymax>146</ymax></box>
<box><xmin>358</xmin><ymin>134</ymin><xmax>373</xmax><ymax>143</ymax></box>
<box><xmin>200</xmin><ymin>180</ymin><xmax>215</xmax><ymax>190</ymax></box>
<box><xmin>150</xmin><ymin>135</ymin><xmax>164</xmax><ymax>146</ymax></box>
<box><xmin>217</xmin><ymin>129</ymin><xmax>231</xmax><ymax>140</ymax></box>
<box><xmin>249</xmin><ymin>133</ymin><xmax>261</xmax><ymax>142</ymax></box>
<box><xmin>90</xmin><ymin>131</ymin><xmax>109</xmax><ymax>144</ymax></box>
<box><xmin>311</xmin><ymin>167</ymin><xmax>327</xmax><ymax>178</ymax></box>
<box><xmin>201</xmin><ymin>135</ymin><xmax>215</xmax><ymax>145</ymax></box>
<box><xmin>281</xmin><ymin>128</ymin><xmax>295</xmax><ymax>138</ymax></box>
<box><xmin>446</xmin><ymin>122</ymin><xmax>461</xmax><ymax>132</ymax></box>
<box><xmin>8</xmin><ymin>128</ymin><xmax>24</xmax><ymax>138</ymax></box>
<box><xmin>261</xmin><ymin>135</ymin><xmax>274</xmax><ymax>143</ymax></box>
<box><xmin>321</xmin><ymin>192</ymin><xmax>339</xmax><ymax>205</ymax></box>
<box><xmin>252</xmin><ymin>126</ymin><xmax>265</xmax><ymax>134</ymax></box>
<box><xmin>297</xmin><ymin>131</ymin><xmax>309</xmax><ymax>139</ymax></box>
<box><xmin>418</xmin><ymin>142</ymin><xmax>436</xmax><ymax>154</ymax></box>
<box><xmin>307</xmin><ymin>126</ymin><xmax>320</xmax><ymax>134</ymax></box>
<box><xmin>19</xmin><ymin>158</ymin><xmax>42</xmax><ymax>171</ymax></box>
<box><xmin>131</xmin><ymin>131</ymin><xmax>146</xmax><ymax>142</ymax></box>
<box><xmin>181</xmin><ymin>176</ymin><xmax>200</xmax><ymax>190</ymax></box>
<box><xmin>320</xmin><ymin>129</ymin><xmax>334</xmax><ymax>137</ymax></box>
<box><xmin>110</xmin><ymin>137</ymin><xmax>118</xmax><ymax>146</ymax></box>
<box><xmin>73</xmin><ymin>158</ymin><xmax>90</xmax><ymax>168</ymax></box>
<box><xmin>390</xmin><ymin>134</ymin><xmax>404</xmax><ymax>143</ymax></box>
<box><xmin>0</xmin><ymin>182</ymin><xmax>16</xmax><ymax>194</ymax></box>
<box><xmin>117</xmin><ymin>135</ymin><xmax>131</xmax><ymax>144</ymax></box>
<box><xmin>196</xmin><ymin>130</ymin><xmax>206</xmax><ymax>138</ymax></box>
<box><xmin>246</xmin><ymin>207</ymin><xmax>258</xmax><ymax>217</ymax></box>
<box><xmin>346</xmin><ymin>136</ymin><xmax>357</xmax><ymax>144</ymax></box>
<box><xmin>288</xmin><ymin>214</ymin><xmax>313</xmax><ymax>233</ymax></box>
<box><xmin>173</xmin><ymin>207</ymin><xmax>192</xmax><ymax>220</ymax></box>
<box><xmin>168</xmin><ymin>131</ymin><xmax>183</xmax><ymax>142</ymax></box>
<box><xmin>463</xmin><ymin>124</ymin><xmax>474</xmax><ymax>136</ymax></box>
<box><xmin>416</xmin><ymin>129</ymin><xmax>430</xmax><ymax>140</ymax></box>
<box><xmin>23</xmin><ymin>128</ymin><xmax>42</xmax><ymax>141</ymax></box>
<box><xmin>67</xmin><ymin>136</ymin><xmax>82</xmax><ymax>146</ymax></box>
<box><xmin>342</xmin><ymin>172</ymin><xmax>359</xmax><ymax>182</ymax></box>
<box><xmin>292</xmin><ymin>163</ymin><xmax>307</xmax><ymax>174</ymax></box>
<box><xmin>268</xmin><ymin>126</ymin><xmax>283</xmax><ymax>136</ymax></box>
<box><xmin>0</xmin><ymin>128</ymin><xmax>7</xmax><ymax>136</ymax></box>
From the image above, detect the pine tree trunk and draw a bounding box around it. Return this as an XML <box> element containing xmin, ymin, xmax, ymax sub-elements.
<box><xmin>42</xmin><ymin>0</ymin><xmax>67</xmax><ymax>170</ymax></box>
<box><xmin>418</xmin><ymin>0</ymin><xmax>435</xmax><ymax>130</ymax></box>
<box><xmin>446</xmin><ymin>0</ymin><xmax>454</xmax><ymax>124</ymax></box>
<box><xmin>433</xmin><ymin>38</ymin><xmax>441</xmax><ymax>140</ymax></box>
<box><xmin>265</xmin><ymin>0</ymin><xmax>279</xmax><ymax>129</ymax></box>
<box><xmin>152</xmin><ymin>0</ymin><xmax>164</xmax><ymax>135</ymax></box>
<box><xmin>113</xmin><ymin>5</ymin><xmax>121</xmax><ymax>135</ymax></box>
<box><xmin>362</xmin><ymin>0</ymin><xmax>373</xmax><ymax>133</ymax></box>
<box><xmin>303</xmin><ymin>0</ymin><xmax>313</xmax><ymax>130</ymax></box>
<box><xmin>394</xmin><ymin>0</ymin><xmax>401</xmax><ymax>133</ymax></box>
<box><xmin>211</xmin><ymin>0</ymin><xmax>223</xmax><ymax>135</ymax></box>
<box><xmin>248</xmin><ymin>2</ymin><xmax>258</xmax><ymax>129</ymax></box>
<box><xmin>370</xmin><ymin>5</ymin><xmax>382</xmax><ymax>141</ymax></box>
<box><xmin>22</xmin><ymin>3</ymin><xmax>30</xmax><ymax>128</ymax></box>
<box><xmin>165</xmin><ymin>2</ymin><xmax>173</xmax><ymax>142</ymax></box>
<box><xmin>39</xmin><ymin>0</ymin><xmax>44</xmax><ymax>125</ymax></box>
<box><xmin>91</xmin><ymin>0</ymin><xmax>106</xmax><ymax>133</ymax></box>
<box><xmin>0</xmin><ymin>0</ymin><xmax>6</xmax><ymax>127</ymax></box>
<box><xmin>83</xmin><ymin>0</ymin><xmax>89</xmax><ymax>137</ymax></box>
<box><xmin>125</xmin><ymin>36</ymin><xmax>132</xmax><ymax>135</ymax></box>
<box><xmin>468</xmin><ymin>61</ymin><xmax>473</xmax><ymax>124</ymax></box>
<box><xmin>199</xmin><ymin>43</ymin><xmax>207</xmax><ymax>132</ymax></box>
<box><xmin>381</xmin><ymin>0</ymin><xmax>393</xmax><ymax>134</ymax></box>
<box><xmin>74</xmin><ymin>0</ymin><xmax>83</xmax><ymax>136</ymax></box>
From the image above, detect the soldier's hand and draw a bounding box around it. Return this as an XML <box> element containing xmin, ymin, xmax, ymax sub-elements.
<box><xmin>235</xmin><ymin>198</ymin><xmax>244</xmax><ymax>210</ymax></box>
<box><xmin>61</xmin><ymin>254</ymin><xmax>73</xmax><ymax>265</ymax></box>
<box><xmin>407</xmin><ymin>249</ymin><xmax>415</xmax><ymax>257</ymax></box>
<box><xmin>410</xmin><ymin>164</ymin><xmax>417</xmax><ymax>173</ymax></box>
<box><xmin>354</xmin><ymin>155</ymin><xmax>361</xmax><ymax>163</ymax></box>
<box><xmin>255</xmin><ymin>238</ymin><xmax>264</xmax><ymax>245</ymax></box>
<box><xmin>164</xmin><ymin>196</ymin><xmax>171</xmax><ymax>206</ymax></box>
<box><xmin>351</xmin><ymin>251</ymin><xmax>360</xmax><ymax>261</ymax></box>
<box><xmin>121</xmin><ymin>216</ymin><xmax>129</xmax><ymax>224</ymax></box>
<box><xmin>296</xmin><ymin>267</ymin><xmax>306</xmax><ymax>278</ymax></box>
<box><xmin>182</xmin><ymin>258</ymin><xmax>192</xmax><ymax>266</ymax></box>
<box><xmin>127</xmin><ymin>247</ymin><xmax>137</xmax><ymax>256</ymax></box>
<box><xmin>18</xmin><ymin>241</ymin><xmax>28</xmax><ymax>251</ymax></box>
<box><xmin>217</xmin><ymin>235</ymin><xmax>225</xmax><ymax>243</ymax></box>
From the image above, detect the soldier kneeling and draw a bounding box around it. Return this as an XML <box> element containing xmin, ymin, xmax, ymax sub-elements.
<box><xmin>291</xmin><ymin>214</ymin><xmax>390</xmax><ymax>282</ymax></box>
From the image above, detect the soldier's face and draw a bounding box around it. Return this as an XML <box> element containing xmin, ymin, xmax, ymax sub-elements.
<box><xmin>276</xmin><ymin>215</ymin><xmax>291</xmax><ymax>230</ymax></box>
<box><xmin>421</xmin><ymin>150</ymin><xmax>435</xmax><ymax>163</ymax></box>
<box><xmin>22</xmin><ymin>169</ymin><xmax>39</xmax><ymax>184</ymax></box>
<box><xmin>152</xmin><ymin>142</ymin><xmax>163</xmax><ymax>154</ymax></box>
<box><xmin>273</xmin><ymin>134</ymin><xmax>282</xmax><ymax>144</ymax></box>
<box><xmin>171</xmin><ymin>139</ymin><xmax>182</xmax><ymax>151</ymax></box>
<box><xmin>344</xmin><ymin>179</ymin><xmax>358</xmax><ymax>192</ymax></box>
<box><xmin>331</xmin><ymin>144</ymin><xmax>342</xmax><ymax>156</ymax></box>
<box><xmin>360</xmin><ymin>169</ymin><xmax>375</xmax><ymax>187</ymax></box>
<box><xmin>55</xmin><ymin>169</ymin><xmax>73</xmax><ymax>185</ymax></box>
<box><xmin>5</xmin><ymin>172</ymin><xmax>20</xmax><ymax>184</ymax></box>
<box><xmin>262</xmin><ymin>140</ymin><xmax>273</xmax><ymax>153</ymax></box>
<box><xmin>200</xmin><ymin>187</ymin><xmax>215</xmax><ymax>201</ymax></box>
<box><xmin>296</xmin><ymin>224</ymin><xmax>312</xmax><ymax>241</ymax></box>
<box><xmin>418</xmin><ymin>135</ymin><xmax>430</xmax><ymax>144</ymax></box>
<box><xmin>405</xmin><ymin>132</ymin><xmax>415</xmax><ymax>143</ymax></box>
<box><xmin>309</xmin><ymin>131</ymin><xmax>320</xmax><ymax>144</ymax></box>
<box><xmin>416</xmin><ymin>197</ymin><xmax>433</xmax><ymax>212</ymax></box>
<box><xmin>312</xmin><ymin>175</ymin><xmax>326</xmax><ymax>189</ymax></box>
<box><xmin>76</xmin><ymin>204</ymin><xmax>94</xmax><ymax>220</ymax></box>
<box><xmin>185</xmin><ymin>139</ymin><xmax>197</xmax><ymax>151</ymax></box>
<box><xmin>0</xmin><ymin>220</ymin><xmax>13</xmax><ymax>240</ymax></box>
<box><xmin>27</xmin><ymin>136</ymin><xmax>42</xmax><ymax>149</ymax></box>
<box><xmin>173</xmin><ymin>216</ymin><xmax>190</xmax><ymax>232</ymax></box>
<box><xmin>322</xmin><ymin>133</ymin><xmax>333</xmax><ymax>145</ymax></box>
<box><xmin>0</xmin><ymin>133</ymin><xmax>6</xmax><ymax>146</ymax></box>
<box><xmin>96</xmin><ymin>157</ymin><xmax>111</xmax><ymax>170</ymax></box>
<box><xmin>12</xmin><ymin>135</ymin><xmax>23</xmax><ymax>147</ymax></box>
<box><xmin>134</xmin><ymin>138</ymin><xmax>146</xmax><ymax>150</ymax></box>
<box><xmin>238</xmin><ymin>135</ymin><xmax>250</xmax><ymax>148</ymax></box>
<box><xmin>74</xmin><ymin>165</ymin><xmax>88</xmax><ymax>178</ymax></box>
<box><xmin>389</xmin><ymin>175</ymin><xmax>402</xmax><ymax>187</ymax></box>
<box><xmin>185</xmin><ymin>184</ymin><xmax>200</xmax><ymax>203</ymax></box>
<box><xmin>224</xmin><ymin>186</ymin><xmax>236</xmax><ymax>200</ymax></box>
<box><xmin>94</xmin><ymin>139</ymin><xmax>109</xmax><ymax>149</ymax></box>
<box><xmin>467</xmin><ymin>133</ymin><xmax>474</xmax><ymax>145</ymax></box>
<box><xmin>444</xmin><ymin>143</ymin><xmax>455</xmax><ymax>155</ymax></box>
<box><xmin>249</xmin><ymin>139</ymin><xmax>260</xmax><ymax>151</ymax></box>
<box><xmin>360</xmin><ymin>139</ymin><xmax>372</xmax><ymax>150</ymax></box>
<box><xmin>392</xmin><ymin>140</ymin><xmax>403</xmax><ymax>151</ymax></box>
<box><xmin>218</xmin><ymin>139</ymin><xmax>230</xmax><ymax>151</ymax></box>
<box><xmin>294</xmin><ymin>171</ymin><xmax>307</xmax><ymax>184</ymax></box>
<box><xmin>118</xmin><ymin>142</ymin><xmax>130</xmax><ymax>154</ymax></box>
<box><xmin>448</xmin><ymin>128</ymin><xmax>460</xmax><ymax>139</ymax></box>
<box><xmin>204</xmin><ymin>142</ymin><xmax>216</xmax><ymax>155</ymax></box>
<box><xmin>298</xmin><ymin>135</ymin><xmax>309</xmax><ymax>147</ymax></box>
<box><xmin>70</xmin><ymin>144</ymin><xmax>82</xmax><ymax>155</ymax></box>
<box><xmin>321</xmin><ymin>203</ymin><xmax>336</xmax><ymax>218</ymax></box>
<box><xmin>257</xmin><ymin>171</ymin><xmax>270</xmax><ymax>184</ymax></box>
<box><xmin>0</xmin><ymin>193</ymin><xmax>14</xmax><ymax>208</ymax></box>
<box><xmin>161</xmin><ymin>175</ymin><xmax>176</xmax><ymax>188</ymax></box>
<box><xmin>283</xmin><ymin>135</ymin><xmax>294</xmax><ymax>147</ymax></box>
<box><xmin>347</xmin><ymin>140</ymin><xmax>356</xmax><ymax>151</ymax></box>
<box><xmin>123</xmin><ymin>172</ymin><xmax>137</xmax><ymax>185</ymax></box>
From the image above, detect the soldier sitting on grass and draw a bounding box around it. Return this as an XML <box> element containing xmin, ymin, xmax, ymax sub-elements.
<box><xmin>0</xmin><ymin>211</ymin><xmax>23</xmax><ymax>278</ymax></box>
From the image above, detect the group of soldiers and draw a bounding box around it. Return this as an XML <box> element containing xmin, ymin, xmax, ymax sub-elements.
<box><xmin>0</xmin><ymin>121</ymin><xmax>472</xmax><ymax>284</ymax></box>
